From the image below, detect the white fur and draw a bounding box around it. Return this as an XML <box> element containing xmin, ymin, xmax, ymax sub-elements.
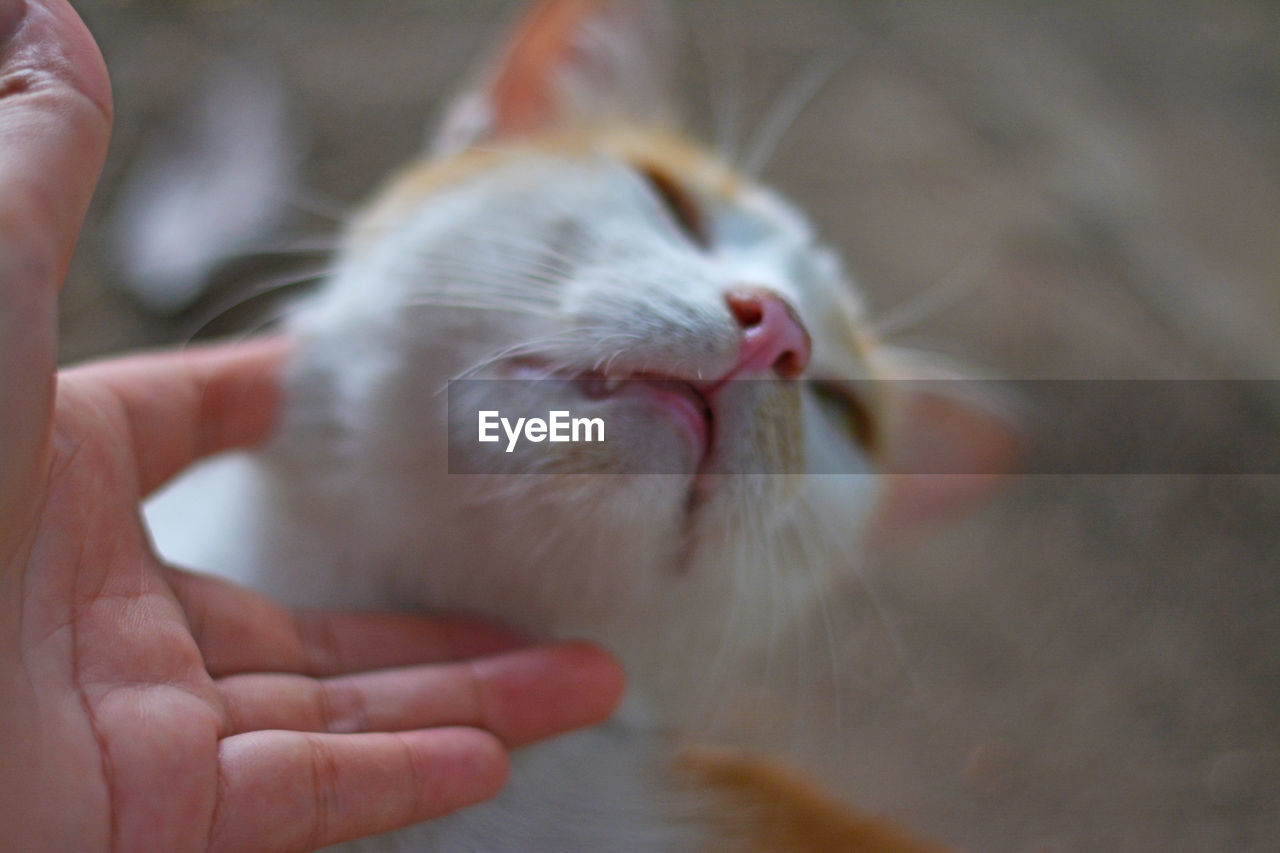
<box><xmin>142</xmin><ymin>0</ymin><xmax>901</xmax><ymax>844</ymax></box>
<box><xmin>145</xmin><ymin>141</ymin><xmax>882</xmax><ymax>850</ymax></box>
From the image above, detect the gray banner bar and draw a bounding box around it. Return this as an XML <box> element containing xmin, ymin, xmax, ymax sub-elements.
<box><xmin>445</xmin><ymin>380</ymin><xmax>1280</xmax><ymax>475</ymax></box>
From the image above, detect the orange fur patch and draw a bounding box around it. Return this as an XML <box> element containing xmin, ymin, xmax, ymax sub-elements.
<box><xmin>678</xmin><ymin>747</ymin><xmax>951</xmax><ymax>853</ymax></box>
<box><xmin>352</xmin><ymin>125</ymin><xmax>743</xmax><ymax>247</ymax></box>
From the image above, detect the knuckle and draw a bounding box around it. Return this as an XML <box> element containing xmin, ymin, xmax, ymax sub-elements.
<box><xmin>304</xmin><ymin>735</ymin><xmax>341</xmax><ymax>850</ymax></box>
<box><xmin>316</xmin><ymin>680</ymin><xmax>370</xmax><ymax>734</ymax></box>
<box><xmin>293</xmin><ymin>611</ymin><xmax>346</xmax><ymax>676</ymax></box>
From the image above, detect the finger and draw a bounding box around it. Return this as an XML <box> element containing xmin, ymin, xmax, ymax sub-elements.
<box><xmin>211</xmin><ymin>727</ymin><xmax>507</xmax><ymax>853</ymax></box>
<box><xmin>0</xmin><ymin>0</ymin><xmax>109</xmax><ymax>283</ymax></box>
<box><xmin>162</xmin><ymin>564</ymin><xmax>529</xmax><ymax>678</ymax></box>
<box><xmin>218</xmin><ymin>642</ymin><xmax>626</xmax><ymax>747</ymax></box>
<box><xmin>0</xmin><ymin>0</ymin><xmax>111</xmax><ymax>514</ymax></box>
<box><xmin>59</xmin><ymin>337</ymin><xmax>291</xmax><ymax>496</ymax></box>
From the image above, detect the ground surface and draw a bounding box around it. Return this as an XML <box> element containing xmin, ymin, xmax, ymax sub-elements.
<box><xmin>63</xmin><ymin>2</ymin><xmax>1279</xmax><ymax>851</ymax></box>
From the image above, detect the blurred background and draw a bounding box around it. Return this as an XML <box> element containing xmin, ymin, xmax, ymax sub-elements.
<box><xmin>63</xmin><ymin>2</ymin><xmax>1279</xmax><ymax>851</ymax></box>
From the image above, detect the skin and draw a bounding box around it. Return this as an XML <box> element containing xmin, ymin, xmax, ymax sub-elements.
<box><xmin>0</xmin><ymin>2</ymin><xmax>625</xmax><ymax>851</ymax></box>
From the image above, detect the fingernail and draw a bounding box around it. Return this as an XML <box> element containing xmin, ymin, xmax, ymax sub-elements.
<box><xmin>0</xmin><ymin>0</ymin><xmax>26</xmax><ymax>49</ymax></box>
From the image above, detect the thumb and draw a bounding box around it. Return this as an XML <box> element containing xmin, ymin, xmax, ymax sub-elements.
<box><xmin>0</xmin><ymin>0</ymin><xmax>111</xmax><ymax>519</ymax></box>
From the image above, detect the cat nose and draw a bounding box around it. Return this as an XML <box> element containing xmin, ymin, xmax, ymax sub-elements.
<box><xmin>723</xmin><ymin>289</ymin><xmax>811</xmax><ymax>380</ymax></box>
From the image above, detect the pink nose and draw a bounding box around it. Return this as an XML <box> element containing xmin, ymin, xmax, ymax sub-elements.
<box><xmin>723</xmin><ymin>289</ymin><xmax>811</xmax><ymax>380</ymax></box>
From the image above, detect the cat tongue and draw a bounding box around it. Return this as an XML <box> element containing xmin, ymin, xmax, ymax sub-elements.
<box><xmin>625</xmin><ymin>380</ymin><xmax>712</xmax><ymax>461</ymax></box>
<box><xmin>577</xmin><ymin>375</ymin><xmax>711</xmax><ymax>465</ymax></box>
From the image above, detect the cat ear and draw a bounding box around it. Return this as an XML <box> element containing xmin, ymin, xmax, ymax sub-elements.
<box><xmin>432</xmin><ymin>0</ymin><xmax>677</xmax><ymax>155</ymax></box>
<box><xmin>866</xmin><ymin>348</ymin><xmax>1021</xmax><ymax>542</ymax></box>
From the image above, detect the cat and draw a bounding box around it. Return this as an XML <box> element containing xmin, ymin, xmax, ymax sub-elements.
<box><xmin>145</xmin><ymin>1</ymin><xmax>1015</xmax><ymax>849</ymax></box>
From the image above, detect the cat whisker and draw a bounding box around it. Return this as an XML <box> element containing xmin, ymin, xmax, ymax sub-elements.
<box><xmin>407</xmin><ymin>265</ymin><xmax>570</xmax><ymax>302</ymax></box>
<box><xmin>795</xmin><ymin>495</ymin><xmax>929</xmax><ymax>699</ymax></box>
<box><xmin>277</xmin><ymin>185</ymin><xmax>354</xmax><ymax>224</ymax></box>
<box><xmin>694</xmin><ymin>0</ymin><xmax>746</xmax><ymax>164</ymax></box>
<box><xmin>407</xmin><ymin>253</ymin><xmax>565</xmax><ymax>283</ymax></box>
<box><xmin>399</xmin><ymin>277</ymin><xmax>560</xmax><ymax>312</ymax></box>
<box><xmin>407</xmin><ymin>278</ymin><xmax>560</xmax><ymax>308</ymax></box>
<box><xmin>442</xmin><ymin>327</ymin><xmax>627</xmax><ymax>390</ymax></box>
<box><xmin>785</xmin><ymin>502</ymin><xmax>848</xmax><ymax>748</ymax></box>
<box><xmin>402</xmin><ymin>297</ymin><xmax>558</xmax><ymax>319</ymax></box>
<box><xmin>181</xmin><ymin>265</ymin><xmax>335</xmax><ymax>346</ymax></box>
<box><xmin>413</xmin><ymin>253</ymin><xmax>574</xmax><ymax>287</ymax></box>
<box><xmin>740</xmin><ymin>54</ymin><xmax>846</xmax><ymax>177</ymax></box>
<box><xmin>213</xmin><ymin>237</ymin><xmax>343</xmax><ymax>257</ymax></box>
<box><xmin>689</xmin><ymin>510</ymin><xmax>749</xmax><ymax>733</ymax></box>
<box><xmin>226</xmin><ymin>302</ymin><xmax>302</xmax><ymax>344</ymax></box>
<box><xmin>433</xmin><ymin>215</ymin><xmax>601</xmax><ymax>260</ymax></box>
<box><xmin>750</xmin><ymin>497</ymin><xmax>785</xmax><ymax>715</ymax></box>
<box><xmin>592</xmin><ymin>341</ymin><xmax>637</xmax><ymax>377</ymax></box>
<box><xmin>870</xmin><ymin>239</ymin><xmax>997</xmax><ymax>340</ymax></box>
<box><xmin>771</xmin><ymin>514</ymin><xmax>813</xmax><ymax>739</ymax></box>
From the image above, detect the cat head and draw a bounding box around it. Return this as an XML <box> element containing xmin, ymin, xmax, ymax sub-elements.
<box><xmin>284</xmin><ymin>0</ymin><xmax>1015</xmax><ymax>686</ymax></box>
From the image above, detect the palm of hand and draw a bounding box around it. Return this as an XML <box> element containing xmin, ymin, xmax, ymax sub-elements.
<box><xmin>6</xmin><ymin>372</ymin><xmax>229</xmax><ymax>852</ymax></box>
<box><xmin>4</xmin><ymin>349</ymin><xmax>610</xmax><ymax>852</ymax></box>
<box><xmin>4</xmin><ymin>351</ymin><xmax>283</xmax><ymax>852</ymax></box>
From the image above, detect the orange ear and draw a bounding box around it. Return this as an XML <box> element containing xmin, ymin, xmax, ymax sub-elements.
<box><xmin>433</xmin><ymin>0</ymin><xmax>675</xmax><ymax>154</ymax></box>
<box><xmin>870</xmin><ymin>389</ymin><xmax>1020</xmax><ymax>540</ymax></box>
<box><xmin>490</xmin><ymin>0</ymin><xmax>613</xmax><ymax>137</ymax></box>
<box><xmin>865</xmin><ymin>352</ymin><xmax>1021</xmax><ymax>542</ymax></box>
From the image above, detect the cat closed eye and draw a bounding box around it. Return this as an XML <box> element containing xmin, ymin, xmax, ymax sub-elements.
<box><xmin>633</xmin><ymin>163</ymin><xmax>709</xmax><ymax>248</ymax></box>
<box><xmin>813</xmin><ymin>381</ymin><xmax>879</xmax><ymax>454</ymax></box>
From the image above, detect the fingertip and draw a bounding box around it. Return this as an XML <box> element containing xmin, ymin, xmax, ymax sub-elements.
<box><xmin>0</xmin><ymin>0</ymin><xmax>26</xmax><ymax>47</ymax></box>
<box><xmin>463</xmin><ymin>727</ymin><xmax>511</xmax><ymax>798</ymax></box>
<box><xmin>26</xmin><ymin>0</ymin><xmax>112</xmax><ymax>116</ymax></box>
<box><xmin>186</xmin><ymin>336</ymin><xmax>293</xmax><ymax>459</ymax></box>
<box><xmin>554</xmin><ymin>641</ymin><xmax>628</xmax><ymax>720</ymax></box>
<box><xmin>0</xmin><ymin>0</ymin><xmax>113</xmax><ymax>507</ymax></box>
<box><xmin>473</xmin><ymin>641</ymin><xmax>627</xmax><ymax>747</ymax></box>
<box><xmin>409</xmin><ymin>726</ymin><xmax>510</xmax><ymax>811</ymax></box>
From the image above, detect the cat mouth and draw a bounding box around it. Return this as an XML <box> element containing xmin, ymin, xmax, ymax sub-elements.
<box><xmin>577</xmin><ymin>372</ymin><xmax>715</xmax><ymax>470</ymax></box>
<box><xmin>500</xmin><ymin>359</ymin><xmax>716</xmax><ymax>472</ymax></box>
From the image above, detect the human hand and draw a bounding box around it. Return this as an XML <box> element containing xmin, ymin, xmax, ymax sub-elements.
<box><xmin>0</xmin><ymin>3</ymin><xmax>624</xmax><ymax>851</ymax></box>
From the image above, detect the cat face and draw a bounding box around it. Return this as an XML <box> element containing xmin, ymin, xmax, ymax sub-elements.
<box><xmin>344</xmin><ymin>125</ymin><xmax>876</xmax><ymax>486</ymax></box>
<box><xmin>277</xmin><ymin>1</ymin><xmax>1012</xmax><ymax>688</ymax></box>
<box><xmin>293</xmin><ymin>134</ymin><xmax>876</xmax><ymax>636</ymax></box>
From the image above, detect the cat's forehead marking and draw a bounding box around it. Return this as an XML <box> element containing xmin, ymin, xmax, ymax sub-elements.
<box><xmin>585</xmin><ymin>126</ymin><xmax>743</xmax><ymax>196</ymax></box>
<box><xmin>351</xmin><ymin>125</ymin><xmax>745</xmax><ymax>245</ymax></box>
